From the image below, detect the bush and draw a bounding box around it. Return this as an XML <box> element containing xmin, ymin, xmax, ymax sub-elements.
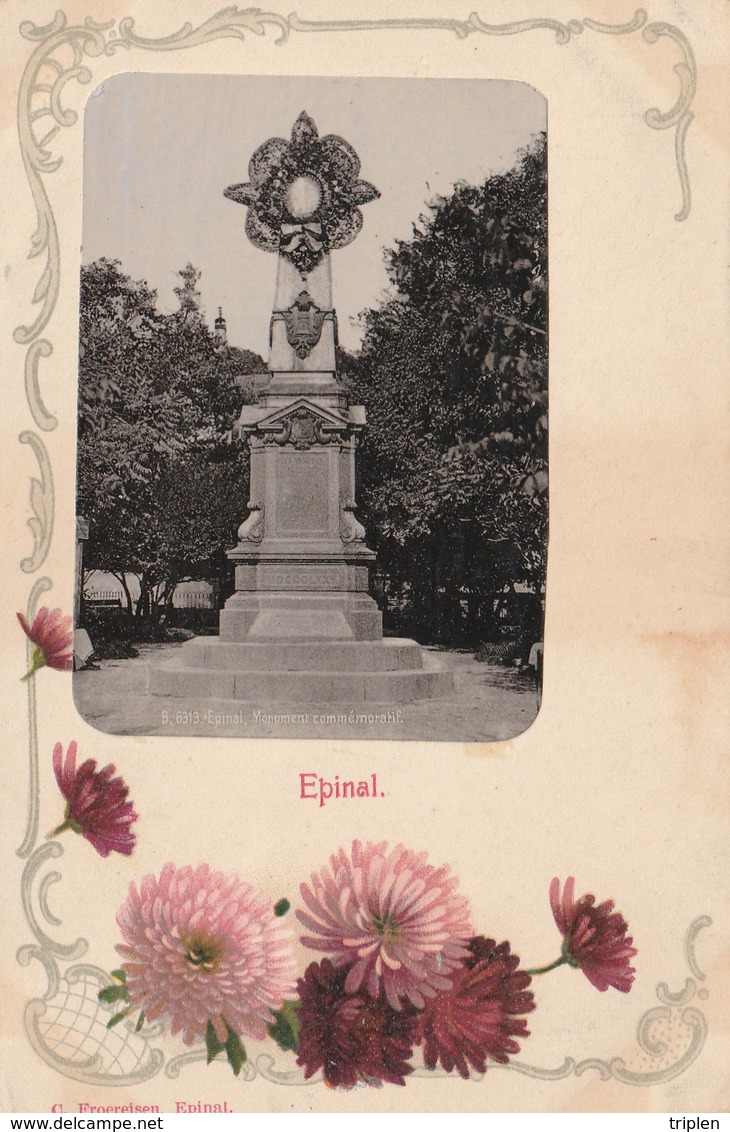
<box><xmin>474</xmin><ymin>640</ymin><xmax>523</xmax><ymax>665</ymax></box>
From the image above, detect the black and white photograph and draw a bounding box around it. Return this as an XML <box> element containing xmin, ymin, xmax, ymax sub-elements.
<box><xmin>73</xmin><ymin>73</ymin><xmax>548</xmax><ymax>741</ymax></box>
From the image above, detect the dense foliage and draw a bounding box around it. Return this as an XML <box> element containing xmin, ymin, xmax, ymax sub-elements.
<box><xmin>79</xmin><ymin>136</ymin><xmax>547</xmax><ymax>650</ymax></box>
<box><xmin>343</xmin><ymin>135</ymin><xmax>547</xmax><ymax>646</ymax></box>
<box><xmin>77</xmin><ymin>259</ymin><xmax>259</xmax><ymax>628</ymax></box>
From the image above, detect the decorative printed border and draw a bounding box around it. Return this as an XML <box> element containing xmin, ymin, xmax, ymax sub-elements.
<box><xmin>13</xmin><ymin>4</ymin><xmax>706</xmax><ymax>1091</ymax></box>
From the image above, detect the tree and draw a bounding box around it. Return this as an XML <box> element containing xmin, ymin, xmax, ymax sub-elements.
<box><xmin>343</xmin><ymin>135</ymin><xmax>547</xmax><ymax>645</ymax></box>
<box><xmin>77</xmin><ymin>258</ymin><xmax>256</xmax><ymax>629</ymax></box>
<box><xmin>173</xmin><ymin>262</ymin><xmax>203</xmax><ymax>326</ymax></box>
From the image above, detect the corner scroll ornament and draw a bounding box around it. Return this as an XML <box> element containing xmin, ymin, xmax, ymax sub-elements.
<box><xmin>17</xmin><ymin>842</ymin><xmax>165</xmax><ymax>1085</ymax></box>
<box><xmin>277</xmin><ymin>291</ymin><xmax>328</xmax><ymax>358</ymax></box>
<box><xmin>339</xmin><ymin>500</ymin><xmax>366</xmax><ymax>545</ymax></box>
<box><xmin>237</xmin><ymin>501</ymin><xmax>265</xmax><ymax>543</ymax></box>
<box><xmin>286</xmin><ymin>9</ymin><xmax>696</xmax><ymax>223</ymax></box>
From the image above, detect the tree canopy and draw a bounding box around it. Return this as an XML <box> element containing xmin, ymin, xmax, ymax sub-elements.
<box><xmin>78</xmin><ymin>136</ymin><xmax>547</xmax><ymax>649</ymax></box>
<box><xmin>77</xmin><ymin>258</ymin><xmax>260</xmax><ymax>624</ymax></box>
<box><xmin>342</xmin><ymin>134</ymin><xmax>547</xmax><ymax>644</ymax></box>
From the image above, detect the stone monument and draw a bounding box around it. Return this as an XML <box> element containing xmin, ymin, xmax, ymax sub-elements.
<box><xmin>151</xmin><ymin>112</ymin><xmax>451</xmax><ymax>704</ymax></box>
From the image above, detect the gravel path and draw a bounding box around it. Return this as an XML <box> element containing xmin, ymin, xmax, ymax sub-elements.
<box><xmin>73</xmin><ymin>641</ymin><xmax>539</xmax><ymax>743</ymax></box>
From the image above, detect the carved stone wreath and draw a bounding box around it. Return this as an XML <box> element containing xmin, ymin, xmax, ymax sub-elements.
<box><xmin>223</xmin><ymin>110</ymin><xmax>380</xmax><ymax>265</ymax></box>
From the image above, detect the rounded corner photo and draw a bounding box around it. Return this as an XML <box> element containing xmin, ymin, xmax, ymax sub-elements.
<box><xmin>74</xmin><ymin>74</ymin><xmax>547</xmax><ymax>742</ymax></box>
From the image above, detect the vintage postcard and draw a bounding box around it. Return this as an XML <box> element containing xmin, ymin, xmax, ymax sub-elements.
<box><xmin>1</xmin><ymin>0</ymin><xmax>727</xmax><ymax>1115</ymax></box>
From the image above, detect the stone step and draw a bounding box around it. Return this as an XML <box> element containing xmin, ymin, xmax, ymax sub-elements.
<box><xmin>177</xmin><ymin>637</ymin><xmax>423</xmax><ymax>672</ymax></box>
<box><xmin>149</xmin><ymin>662</ymin><xmax>454</xmax><ymax>704</ymax></box>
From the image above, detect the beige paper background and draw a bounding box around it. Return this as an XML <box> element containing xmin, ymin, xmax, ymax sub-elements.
<box><xmin>1</xmin><ymin>0</ymin><xmax>728</xmax><ymax>1113</ymax></box>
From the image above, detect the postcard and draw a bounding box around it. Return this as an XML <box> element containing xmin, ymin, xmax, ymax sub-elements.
<box><xmin>1</xmin><ymin>0</ymin><xmax>727</xmax><ymax>1115</ymax></box>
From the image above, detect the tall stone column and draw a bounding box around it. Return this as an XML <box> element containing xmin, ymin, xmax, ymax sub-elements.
<box><xmin>220</xmin><ymin>111</ymin><xmax>381</xmax><ymax>643</ymax></box>
<box><xmin>150</xmin><ymin>113</ymin><xmax>452</xmax><ymax>705</ymax></box>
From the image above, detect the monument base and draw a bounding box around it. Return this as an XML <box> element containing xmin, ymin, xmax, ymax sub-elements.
<box><xmin>149</xmin><ymin>634</ymin><xmax>453</xmax><ymax>704</ymax></box>
<box><xmin>149</xmin><ymin>548</ymin><xmax>454</xmax><ymax>706</ymax></box>
<box><xmin>223</xmin><ymin>550</ymin><xmax>383</xmax><ymax>643</ymax></box>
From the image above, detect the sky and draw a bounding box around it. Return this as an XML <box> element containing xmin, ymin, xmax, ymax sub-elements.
<box><xmin>82</xmin><ymin>74</ymin><xmax>545</xmax><ymax>356</ymax></box>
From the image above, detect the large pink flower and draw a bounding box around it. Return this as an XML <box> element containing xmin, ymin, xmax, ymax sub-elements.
<box><xmin>116</xmin><ymin>864</ymin><xmax>297</xmax><ymax>1045</ymax></box>
<box><xmin>52</xmin><ymin>741</ymin><xmax>137</xmax><ymax>857</ymax></box>
<box><xmin>550</xmin><ymin>877</ymin><xmax>637</xmax><ymax>993</ymax></box>
<box><xmin>297</xmin><ymin>840</ymin><xmax>473</xmax><ymax>1011</ymax></box>
<box><xmin>18</xmin><ymin>607</ymin><xmax>73</xmax><ymax>679</ymax></box>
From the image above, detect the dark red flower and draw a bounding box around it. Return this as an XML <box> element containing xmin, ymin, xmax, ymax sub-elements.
<box><xmin>550</xmin><ymin>877</ymin><xmax>637</xmax><ymax>993</ymax></box>
<box><xmin>51</xmin><ymin>741</ymin><xmax>137</xmax><ymax>858</ymax></box>
<box><xmin>296</xmin><ymin>959</ymin><xmax>418</xmax><ymax>1088</ymax></box>
<box><xmin>18</xmin><ymin>607</ymin><xmax>73</xmax><ymax>679</ymax></box>
<box><xmin>415</xmin><ymin>937</ymin><xmax>535</xmax><ymax>1079</ymax></box>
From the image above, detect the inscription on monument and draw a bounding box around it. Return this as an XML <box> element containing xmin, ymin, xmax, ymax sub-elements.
<box><xmin>277</xmin><ymin>452</ymin><xmax>329</xmax><ymax>535</ymax></box>
<box><xmin>266</xmin><ymin>569</ymin><xmax>340</xmax><ymax>589</ymax></box>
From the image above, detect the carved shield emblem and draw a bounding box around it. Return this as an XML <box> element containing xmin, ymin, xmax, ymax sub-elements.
<box><xmin>282</xmin><ymin>291</ymin><xmax>328</xmax><ymax>358</ymax></box>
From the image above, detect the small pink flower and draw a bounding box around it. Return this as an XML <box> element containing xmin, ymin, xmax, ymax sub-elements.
<box><xmin>297</xmin><ymin>840</ymin><xmax>474</xmax><ymax>1011</ymax></box>
<box><xmin>51</xmin><ymin>741</ymin><xmax>137</xmax><ymax>858</ymax></box>
<box><xmin>550</xmin><ymin>877</ymin><xmax>637</xmax><ymax>993</ymax></box>
<box><xmin>116</xmin><ymin>864</ymin><xmax>297</xmax><ymax>1045</ymax></box>
<box><xmin>18</xmin><ymin>607</ymin><xmax>73</xmax><ymax>679</ymax></box>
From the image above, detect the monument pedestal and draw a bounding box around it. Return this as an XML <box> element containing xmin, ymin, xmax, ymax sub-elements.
<box><xmin>149</xmin><ymin>396</ymin><xmax>453</xmax><ymax>705</ymax></box>
<box><xmin>149</xmin><ymin>111</ymin><xmax>453</xmax><ymax>708</ymax></box>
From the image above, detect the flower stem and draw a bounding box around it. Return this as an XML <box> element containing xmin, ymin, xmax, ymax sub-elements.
<box><xmin>47</xmin><ymin>819</ymin><xmax>83</xmax><ymax>840</ymax></box>
<box><xmin>21</xmin><ymin>647</ymin><xmax>46</xmax><ymax>681</ymax></box>
<box><xmin>525</xmin><ymin>955</ymin><xmax>568</xmax><ymax>977</ymax></box>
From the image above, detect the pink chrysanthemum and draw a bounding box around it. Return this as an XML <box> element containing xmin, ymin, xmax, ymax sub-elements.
<box><xmin>550</xmin><ymin>877</ymin><xmax>637</xmax><ymax>993</ymax></box>
<box><xmin>116</xmin><ymin>864</ymin><xmax>297</xmax><ymax>1045</ymax></box>
<box><xmin>297</xmin><ymin>840</ymin><xmax>474</xmax><ymax>1011</ymax></box>
<box><xmin>18</xmin><ymin>607</ymin><xmax>73</xmax><ymax>679</ymax></box>
<box><xmin>52</xmin><ymin>741</ymin><xmax>137</xmax><ymax>857</ymax></box>
<box><xmin>416</xmin><ymin>937</ymin><xmax>535</xmax><ymax>1079</ymax></box>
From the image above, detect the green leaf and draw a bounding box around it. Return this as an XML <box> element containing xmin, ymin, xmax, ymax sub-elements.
<box><xmin>273</xmin><ymin>898</ymin><xmax>290</xmax><ymax>917</ymax></box>
<box><xmin>205</xmin><ymin>1020</ymin><xmax>226</xmax><ymax>1065</ymax></box>
<box><xmin>224</xmin><ymin>1023</ymin><xmax>247</xmax><ymax>1077</ymax></box>
<box><xmin>107</xmin><ymin>1010</ymin><xmax>131</xmax><ymax>1030</ymax></box>
<box><xmin>99</xmin><ymin>984</ymin><xmax>130</xmax><ymax>1004</ymax></box>
<box><xmin>110</xmin><ymin>969</ymin><xmax>127</xmax><ymax>983</ymax></box>
<box><xmin>135</xmin><ymin>1011</ymin><xmax>145</xmax><ymax>1033</ymax></box>
<box><xmin>267</xmin><ymin>1000</ymin><xmax>301</xmax><ymax>1053</ymax></box>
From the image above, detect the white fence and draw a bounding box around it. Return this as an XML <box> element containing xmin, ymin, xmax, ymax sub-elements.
<box><xmin>84</xmin><ymin>589</ymin><xmax>216</xmax><ymax>609</ymax></box>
